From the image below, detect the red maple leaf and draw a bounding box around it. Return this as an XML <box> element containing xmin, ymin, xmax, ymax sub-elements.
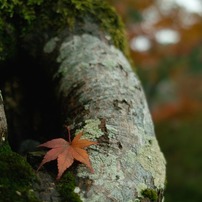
<box><xmin>37</xmin><ymin>129</ymin><xmax>97</xmax><ymax>180</ymax></box>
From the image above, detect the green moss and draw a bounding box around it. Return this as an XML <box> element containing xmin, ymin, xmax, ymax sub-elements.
<box><xmin>0</xmin><ymin>141</ymin><xmax>11</xmax><ymax>153</ymax></box>
<box><xmin>0</xmin><ymin>0</ymin><xmax>129</xmax><ymax>61</ymax></box>
<box><xmin>56</xmin><ymin>171</ymin><xmax>82</xmax><ymax>202</ymax></box>
<box><xmin>141</xmin><ymin>189</ymin><xmax>158</xmax><ymax>202</ymax></box>
<box><xmin>0</xmin><ymin>142</ymin><xmax>40</xmax><ymax>202</ymax></box>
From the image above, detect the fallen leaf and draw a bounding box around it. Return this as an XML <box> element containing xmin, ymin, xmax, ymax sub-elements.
<box><xmin>37</xmin><ymin>131</ymin><xmax>97</xmax><ymax>180</ymax></box>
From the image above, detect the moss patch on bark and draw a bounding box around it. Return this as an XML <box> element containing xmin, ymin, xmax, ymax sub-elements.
<box><xmin>0</xmin><ymin>0</ymin><xmax>129</xmax><ymax>61</ymax></box>
<box><xmin>141</xmin><ymin>189</ymin><xmax>158</xmax><ymax>201</ymax></box>
<box><xmin>0</xmin><ymin>142</ymin><xmax>39</xmax><ymax>202</ymax></box>
<box><xmin>56</xmin><ymin>171</ymin><xmax>82</xmax><ymax>202</ymax></box>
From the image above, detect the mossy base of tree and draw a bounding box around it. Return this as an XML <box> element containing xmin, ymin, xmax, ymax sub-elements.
<box><xmin>0</xmin><ymin>127</ymin><xmax>82</xmax><ymax>202</ymax></box>
<box><xmin>0</xmin><ymin>142</ymin><xmax>40</xmax><ymax>202</ymax></box>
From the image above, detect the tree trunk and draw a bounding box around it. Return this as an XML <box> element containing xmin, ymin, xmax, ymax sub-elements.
<box><xmin>0</xmin><ymin>1</ymin><xmax>166</xmax><ymax>201</ymax></box>
<box><xmin>0</xmin><ymin>90</ymin><xmax>7</xmax><ymax>144</ymax></box>
<box><xmin>42</xmin><ymin>31</ymin><xmax>166</xmax><ymax>201</ymax></box>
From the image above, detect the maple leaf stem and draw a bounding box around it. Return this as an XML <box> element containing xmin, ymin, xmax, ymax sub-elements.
<box><xmin>67</xmin><ymin>126</ymin><xmax>71</xmax><ymax>143</ymax></box>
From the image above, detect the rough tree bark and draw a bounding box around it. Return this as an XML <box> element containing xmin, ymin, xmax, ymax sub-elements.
<box><xmin>0</xmin><ymin>1</ymin><xmax>166</xmax><ymax>201</ymax></box>
<box><xmin>44</xmin><ymin>33</ymin><xmax>166</xmax><ymax>201</ymax></box>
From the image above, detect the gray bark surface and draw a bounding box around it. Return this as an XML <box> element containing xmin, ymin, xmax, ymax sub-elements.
<box><xmin>43</xmin><ymin>33</ymin><xmax>166</xmax><ymax>201</ymax></box>
<box><xmin>0</xmin><ymin>90</ymin><xmax>7</xmax><ymax>144</ymax></box>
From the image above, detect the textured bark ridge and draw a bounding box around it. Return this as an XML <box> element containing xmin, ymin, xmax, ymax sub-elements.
<box><xmin>44</xmin><ymin>33</ymin><xmax>166</xmax><ymax>201</ymax></box>
<box><xmin>0</xmin><ymin>91</ymin><xmax>7</xmax><ymax>144</ymax></box>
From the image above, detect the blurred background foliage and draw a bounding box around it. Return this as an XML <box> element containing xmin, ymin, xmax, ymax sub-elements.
<box><xmin>109</xmin><ymin>0</ymin><xmax>202</xmax><ymax>201</ymax></box>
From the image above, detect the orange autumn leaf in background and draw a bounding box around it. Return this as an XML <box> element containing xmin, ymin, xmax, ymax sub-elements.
<box><xmin>37</xmin><ymin>130</ymin><xmax>97</xmax><ymax>180</ymax></box>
